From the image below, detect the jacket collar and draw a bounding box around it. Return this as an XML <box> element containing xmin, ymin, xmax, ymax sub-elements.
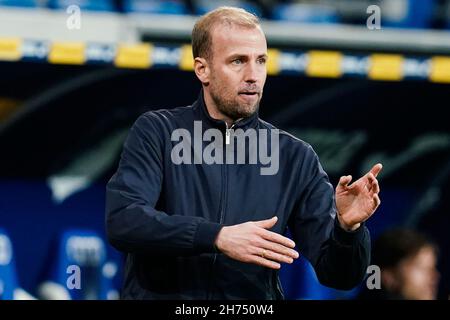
<box><xmin>193</xmin><ymin>89</ymin><xmax>259</xmax><ymax>130</ymax></box>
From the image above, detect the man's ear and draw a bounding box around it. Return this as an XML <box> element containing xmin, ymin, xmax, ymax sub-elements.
<box><xmin>194</xmin><ymin>57</ymin><xmax>210</xmax><ymax>85</ymax></box>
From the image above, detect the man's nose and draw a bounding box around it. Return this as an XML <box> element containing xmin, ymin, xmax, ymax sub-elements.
<box><xmin>243</xmin><ymin>62</ymin><xmax>259</xmax><ymax>83</ymax></box>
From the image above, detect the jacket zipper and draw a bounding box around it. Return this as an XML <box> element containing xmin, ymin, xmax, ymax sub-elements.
<box><xmin>225</xmin><ymin>124</ymin><xmax>231</xmax><ymax>144</ymax></box>
<box><xmin>207</xmin><ymin>121</ymin><xmax>236</xmax><ymax>299</ymax></box>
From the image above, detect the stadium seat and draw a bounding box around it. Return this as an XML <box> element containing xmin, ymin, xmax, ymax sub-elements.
<box><xmin>37</xmin><ymin>229</ymin><xmax>119</xmax><ymax>300</ymax></box>
<box><xmin>48</xmin><ymin>0</ymin><xmax>115</xmax><ymax>12</ymax></box>
<box><xmin>0</xmin><ymin>0</ymin><xmax>38</xmax><ymax>8</ymax></box>
<box><xmin>123</xmin><ymin>0</ymin><xmax>188</xmax><ymax>15</ymax></box>
<box><xmin>271</xmin><ymin>3</ymin><xmax>339</xmax><ymax>24</ymax></box>
<box><xmin>280</xmin><ymin>256</ymin><xmax>360</xmax><ymax>300</ymax></box>
<box><xmin>382</xmin><ymin>0</ymin><xmax>436</xmax><ymax>29</ymax></box>
<box><xmin>0</xmin><ymin>229</ymin><xmax>18</xmax><ymax>300</ymax></box>
<box><xmin>0</xmin><ymin>228</ymin><xmax>36</xmax><ymax>300</ymax></box>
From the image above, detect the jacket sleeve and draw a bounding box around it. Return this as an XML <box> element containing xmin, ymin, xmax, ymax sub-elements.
<box><xmin>105</xmin><ymin>113</ymin><xmax>223</xmax><ymax>256</ymax></box>
<box><xmin>288</xmin><ymin>145</ymin><xmax>371</xmax><ymax>290</ymax></box>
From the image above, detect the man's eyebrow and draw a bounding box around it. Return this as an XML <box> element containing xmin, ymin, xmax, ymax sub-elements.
<box><xmin>228</xmin><ymin>54</ymin><xmax>246</xmax><ymax>59</ymax></box>
<box><xmin>227</xmin><ymin>53</ymin><xmax>268</xmax><ymax>59</ymax></box>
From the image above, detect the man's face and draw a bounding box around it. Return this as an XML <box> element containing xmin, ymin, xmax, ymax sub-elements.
<box><xmin>205</xmin><ymin>23</ymin><xmax>268</xmax><ymax>121</ymax></box>
<box><xmin>396</xmin><ymin>246</ymin><xmax>439</xmax><ymax>300</ymax></box>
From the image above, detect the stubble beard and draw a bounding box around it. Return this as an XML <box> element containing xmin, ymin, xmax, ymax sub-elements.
<box><xmin>209</xmin><ymin>83</ymin><xmax>261</xmax><ymax>122</ymax></box>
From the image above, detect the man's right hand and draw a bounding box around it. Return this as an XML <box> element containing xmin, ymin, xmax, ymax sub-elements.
<box><xmin>214</xmin><ymin>216</ymin><xmax>299</xmax><ymax>269</ymax></box>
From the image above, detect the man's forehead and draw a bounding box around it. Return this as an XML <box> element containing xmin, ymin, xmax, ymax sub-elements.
<box><xmin>210</xmin><ymin>23</ymin><xmax>267</xmax><ymax>53</ymax></box>
<box><xmin>211</xmin><ymin>22</ymin><xmax>264</xmax><ymax>38</ymax></box>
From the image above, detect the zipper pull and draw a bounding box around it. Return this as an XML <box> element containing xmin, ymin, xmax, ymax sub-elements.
<box><xmin>225</xmin><ymin>129</ymin><xmax>230</xmax><ymax>145</ymax></box>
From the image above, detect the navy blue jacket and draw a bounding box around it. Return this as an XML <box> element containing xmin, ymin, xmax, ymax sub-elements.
<box><xmin>105</xmin><ymin>91</ymin><xmax>371</xmax><ymax>299</ymax></box>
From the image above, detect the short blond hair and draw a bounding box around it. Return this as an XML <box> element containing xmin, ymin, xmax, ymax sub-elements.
<box><xmin>192</xmin><ymin>6</ymin><xmax>260</xmax><ymax>60</ymax></box>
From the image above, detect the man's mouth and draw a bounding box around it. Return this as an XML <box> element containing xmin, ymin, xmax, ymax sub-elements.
<box><xmin>239</xmin><ymin>91</ymin><xmax>258</xmax><ymax>96</ymax></box>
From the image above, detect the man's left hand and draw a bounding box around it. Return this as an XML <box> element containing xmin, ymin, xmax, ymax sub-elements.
<box><xmin>335</xmin><ymin>163</ymin><xmax>383</xmax><ymax>231</ymax></box>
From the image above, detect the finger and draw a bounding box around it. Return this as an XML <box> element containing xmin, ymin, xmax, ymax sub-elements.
<box><xmin>260</xmin><ymin>229</ymin><xmax>296</xmax><ymax>248</ymax></box>
<box><xmin>369</xmin><ymin>163</ymin><xmax>383</xmax><ymax>178</ymax></box>
<box><xmin>263</xmin><ymin>250</ymin><xmax>294</xmax><ymax>264</ymax></box>
<box><xmin>253</xmin><ymin>216</ymin><xmax>278</xmax><ymax>229</ymax></box>
<box><xmin>360</xmin><ymin>172</ymin><xmax>375</xmax><ymax>192</ymax></box>
<box><xmin>366</xmin><ymin>173</ymin><xmax>375</xmax><ymax>184</ymax></box>
<box><xmin>253</xmin><ymin>248</ymin><xmax>294</xmax><ymax>264</ymax></box>
<box><xmin>338</xmin><ymin>175</ymin><xmax>352</xmax><ymax>188</ymax></box>
<box><xmin>259</xmin><ymin>239</ymin><xmax>299</xmax><ymax>259</ymax></box>
<box><xmin>364</xmin><ymin>172</ymin><xmax>379</xmax><ymax>194</ymax></box>
<box><xmin>251</xmin><ymin>255</ymin><xmax>281</xmax><ymax>269</ymax></box>
<box><xmin>370</xmin><ymin>179</ymin><xmax>380</xmax><ymax>195</ymax></box>
<box><xmin>373</xmin><ymin>194</ymin><xmax>381</xmax><ymax>209</ymax></box>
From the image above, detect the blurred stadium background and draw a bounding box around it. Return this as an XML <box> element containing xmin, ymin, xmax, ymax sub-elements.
<box><xmin>0</xmin><ymin>0</ymin><xmax>449</xmax><ymax>300</ymax></box>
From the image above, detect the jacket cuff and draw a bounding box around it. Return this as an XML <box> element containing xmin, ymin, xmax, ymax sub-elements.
<box><xmin>332</xmin><ymin>218</ymin><xmax>365</xmax><ymax>246</ymax></box>
<box><xmin>194</xmin><ymin>222</ymin><xmax>223</xmax><ymax>253</ymax></box>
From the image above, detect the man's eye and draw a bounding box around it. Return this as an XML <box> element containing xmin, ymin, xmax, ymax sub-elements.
<box><xmin>232</xmin><ymin>59</ymin><xmax>242</xmax><ymax>65</ymax></box>
<box><xmin>258</xmin><ymin>58</ymin><xmax>267</xmax><ymax>65</ymax></box>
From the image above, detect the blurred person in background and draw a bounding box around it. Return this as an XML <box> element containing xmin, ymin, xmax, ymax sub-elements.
<box><xmin>359</xmin><ymin>228</ymin><xmax>439</xmax><ymax>300</ymax></box>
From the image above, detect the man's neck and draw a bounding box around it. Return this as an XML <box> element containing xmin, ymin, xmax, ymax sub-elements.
<box><xmin>203</xmin><ymin>90</ymin><xmax>235</xmax><ymax>127</ymax></box>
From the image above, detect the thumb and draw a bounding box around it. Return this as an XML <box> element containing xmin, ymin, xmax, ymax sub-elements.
<box><xmin>254</xmin><ymin>216</ymin><xmax>278</xmax><ymax>229</ymax></box>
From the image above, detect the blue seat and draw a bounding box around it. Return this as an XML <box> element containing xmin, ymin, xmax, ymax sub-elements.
<box><xmin>193</xmin><ymin>0</ymin><xmax>262</xmax><ymax>17</ymax></box>
<box><xmin>123</xmin><ymin>0</ymin><xmax>188</xmax><ymax>15</ymax></box>
<box><xmin>280</xmin><ymin>256</ymin><xmax>360</xmax><ymax>300</ymax></box>
<box><xmin>38</xmin><ymin>229</ymin><xmax>119</xmax><ymax>300</ymax></box>
<box><xmin>382</xmin><ymin>0</ymin><xmax>436</xmax><ymax>29</ymax></box>
<box><xmin>0</xmin><ymin>229</ymin><xmax>19</xmax><ymax>300</ymax></box>
<box><xmin>48</xmin><ymin>0</ymin><xmax>115</xmax><ymax>12</ymax></box>
<box><xmin>271</xmin><ymin>3</ymin><xmax>339</xmax><ymax>24</ymax></box>
<box><xmin>0</xmin><ymin>0</ymin><xmax>38</xmax><ymax>8</ymax></box>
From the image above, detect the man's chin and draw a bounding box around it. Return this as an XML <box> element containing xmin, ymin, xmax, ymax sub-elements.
<box><xmin>234</xmin><ymin>105</ymin><xmax>258</xmax><ymax>119</ymax></box>
<box><xmin>217</xmin><ymin>100</ymin><xmax>259</xmax><ymax>121</ymax></box>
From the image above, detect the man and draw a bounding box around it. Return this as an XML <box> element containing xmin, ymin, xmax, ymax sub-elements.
<box><xmin>359</xmin><ymin>228</ymin><xmax>439</xmax><ymax>300</ymax></box>
<box><xmin>106</xmin><ymin>7</ymin><xmax>382</xmax><ymax>299</ymax></box>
